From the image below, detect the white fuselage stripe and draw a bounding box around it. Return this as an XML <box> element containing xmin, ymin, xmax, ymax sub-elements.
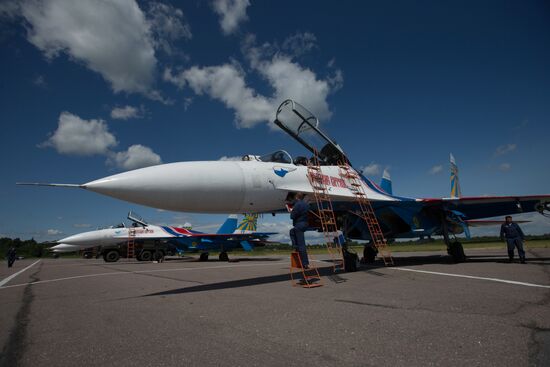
<box><xmin>0</xmin><ymin>260</ymin><xmax>41</xmax><ymax>288</ymax></box>
<box><xmin>391</xmin><ymin>267</ymin><xmax>550</xmax><ymax>289</ymax></box>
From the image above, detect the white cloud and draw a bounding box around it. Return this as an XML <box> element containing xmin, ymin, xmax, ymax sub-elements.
<box><xmin>47</xmin><ymin>229</ymin><xmax>62</xmax><ymax>236</ymax></box>
<box><xmin>33</xmin><ymin>75</ymin><xmax>46</xmax><ymax>87</ymax></box>
<box><xmin>282</xmin><ymin>32</ymin><xmax>317</xmax><ymax>57</ymax></box>
<box><xmin>18</xmin><ymin>0</ymin><xmax>157</xmax><ymax>95</ymax></box>
<box><xmin>42</xmin><ymin>112</ymin><xmax>162</xmax><ymax>170</ymax></box>
<box><xmin>110</xmin><ymin>144</ymin><xmax>162</xmax><ymax>170</ymax></box>
<box><xmin>41</xmin><ymin>112</ymin><xmax>117</xmax><ymax>156</ymax></box>
<box><xmin>147</xmin><ymin>1</ymin><xmax>191</xmax><ymax>54</ymax></box>
<box><xmin>165</xmin><ymin>34</ymin><xmax>343</xmax><ymax>128</ymax></box>
<box><xmin>429</xmin><ymin>165</ymin><xmax>443</xmax><ymax>175</ymax></box>
<box><xmin>361</xmin><ymin>163</ymin><xmax>381</xmax><ymax>176</ymax></box>
<box><xmin>164</xmin><ymin>64</ymin><xmax>273</xmax><ymax>127</ymax></box>
<box><xmin>219</xmin><ymin>155</ymin><xmax>243</xmax><ymax>161</ymax></box>
<box><xmin>110</xmin><ymin>105</ymin><xmax>143</xmax><ymax>120</ymax></box>
<box><xmin>499</xmin><ymin>163</ymin><xmax>511</xmax><ymax>171</ymax></box>
<box><xmin>212</xmin><ymin>0</ymin><xmax>250</xmax><ymax>35</ymax></box>
<box><xmin>494</xmin><ymin>143</ymin><xmax>516</xmax><ymax>156</ymax></box>
<box><xmin>243</xmin><ymin>35</ymin><xmax>342</xmax><ymax>121</ymax></box>
<box><xmin>257</xmin><ymin>56</ymin><xmax>333</xmax><ymax>121</ymax></box>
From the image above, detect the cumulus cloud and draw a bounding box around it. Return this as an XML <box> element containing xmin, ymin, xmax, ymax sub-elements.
<box><xmin>164</xmin><ymin>34</ymin><xmax>343</xmax><ymax>128</ymax></box>
<box><xmin>494</xmin><ymin>143</ymin><xmax>516</xmax><ymax>156</ymax></box>
<box><xmin>360</xmin><ymin>163</ymin><xmax>381</xmax><ymax>176</ymax></box>
<box><xmin>164</xmin><ymin>64</ymin><xmax>272</xmax><ymax>127</ymax></box>
<box><xmin>42</xmin><ymin>111</ymin><xmax>162</xmax><ymax>170</ymax></box>
<box><xmin>499</xmin><ymin>163</ymin><xmax>511</xmax><ymax>171</ymax></box>
<box><xmin>40</xmin><ymin>112</ymin><xmax>117</xmax><ymax>156</ymax></box>
<box><xmin>47</xmin><ymin>229</ymin><xmax>62</xmax><ymax>236</ymax></box>
<box><xmin>212</xmin><ymin>0</ymin><xmax>250</xmax><ymax>35</ymax></box>
<box><xmin>17</xmin><ymin>0</ymin><xmax>157</xmax><ymax>95</ymax></box>
<box><xmin>109</xmin><ymin>144</ymin><xmax>162</xmax><ymax>170</ymax></box>
<box><xmin>429</xmin><ymin>165</ymin><xmax>443</xmax><ymax>175</ymax></box>
<box><xmin>147</xmin><ymin>1</ymin><xmax>192</xmax><ymax>54</ymax></box>
<box><xmin>282</xmin><ymin>32</ymin><xmax>318</xmax><ymax>57</ymax></box>
<box><xmin>110</xmin><ymin>105</ymin><xmax>144</xmax><ymax>120</ymax></box>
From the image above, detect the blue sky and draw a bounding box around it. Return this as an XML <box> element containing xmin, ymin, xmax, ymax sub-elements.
<box><xmin>0</xmin><ymin>0</ymin><xmax>549</xmax><ymax>242</ymax></box>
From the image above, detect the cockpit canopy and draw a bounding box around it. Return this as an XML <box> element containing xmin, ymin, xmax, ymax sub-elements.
<box><xmin>258</xmin><ymin>150</ymin><xmax>293</xmax><ymax>164</ymax></box>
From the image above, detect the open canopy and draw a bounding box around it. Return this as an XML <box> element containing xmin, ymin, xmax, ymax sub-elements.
<box><xmin>273</xmin><ymin>99</ymin><xmax>349</xmax><ymax>165</ymax></box>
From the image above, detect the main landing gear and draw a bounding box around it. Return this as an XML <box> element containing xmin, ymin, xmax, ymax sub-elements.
<box><xmin>199</xmin><ymin>252</ymin><xmax>209</xmax><ymax>261</ymax></box>
<box><xmin>361</xmin><ymin>242</ymin><xmax>378</xmax><ymax>264</ymax></box>
<box><xmin>442</xmin><ymin>220</ymin><xmax>466</xmax><ymax>263</ymax></box>
<box><xmin>218</xmin><ymin>252</ymin><xmax>229</xmax><ymax>262</ymax></box>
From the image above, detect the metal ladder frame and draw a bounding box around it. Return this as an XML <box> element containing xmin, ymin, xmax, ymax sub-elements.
<box><xmin>306</xmin><ymin>153</ymin><xmax>345</xmax><ymax>272</ymax></box>
<box><xmin>338</xmin><ymin>162</ymin><xmax>394</xmax><ymax>266</ymax></box>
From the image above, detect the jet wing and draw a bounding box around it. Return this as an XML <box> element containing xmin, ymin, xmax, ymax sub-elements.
<box><xmin>418</xmin><ymin>195</ymin><xmax>550</xmax><ymax>220</ymax></box>
<box><xmin>185</xmin><ymin>232</ymin><xmax>277</xmax><ymax>241</ymax></box>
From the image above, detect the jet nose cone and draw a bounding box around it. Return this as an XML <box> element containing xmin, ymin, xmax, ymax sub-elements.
<box><xmin>84</xmin><ymin>161</ymin><xmax>246</xmax><ymax>212</ymax></box>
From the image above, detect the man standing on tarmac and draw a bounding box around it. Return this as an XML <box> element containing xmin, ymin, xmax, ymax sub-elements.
<box><xmin>500</xmin><ymin>215</ymin><xmax>526</xmax><ymax>263</ymax></box>
<box><xmin>289</xmin><ymin>192</ymin><xmax>310</xmax><ymax>268</ymax></box>
<box><xmin>6</xmin><ymin>246</ymin><xmax>16</xmax><ymax>268</ymax></box>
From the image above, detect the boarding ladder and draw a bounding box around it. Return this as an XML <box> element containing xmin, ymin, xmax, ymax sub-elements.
<box><xmin>338</xmin><ymin>162</ymin><xmax>394</xmax><ymax>266</ymax></box>
<box><xmin>306</xmin><ymin>153</ymin><xmax>345</xmax><ymax>272</ymax></box>
<box><xmin>127</xmin><ymin>228</ymin><xmax>136</xmax><ymax>260</ymax></box>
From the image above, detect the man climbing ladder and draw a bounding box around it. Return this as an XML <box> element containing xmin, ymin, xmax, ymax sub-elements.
<box><xmin>289</xmin><ymin>192</ymin><xmax>310</xmax><ymax>268</ymax></box>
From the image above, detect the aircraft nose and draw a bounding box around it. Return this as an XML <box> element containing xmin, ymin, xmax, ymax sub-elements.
<box><xmin>58</xmin><ymin>232</ymin><xmax>94</xmax><ymax>246</ymax></box>
<box><xmin>83</xmin><ymin>161</ymin><xmax>246</xmax><ymax>212</ymax></box>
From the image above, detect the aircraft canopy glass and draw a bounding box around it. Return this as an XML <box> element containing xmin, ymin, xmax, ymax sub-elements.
<box><xmin>274</xmin><ymin>99</ymin><xmax>349</xmax><ymax>165</ymax></box>
<box><xmin>259</xmin><ymin>150</ymin><xmax>293</xmax><ymax>164</ymax></box>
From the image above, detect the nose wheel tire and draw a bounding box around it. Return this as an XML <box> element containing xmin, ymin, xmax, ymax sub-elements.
<box><xmin>103</xmin><ymin>250</ymin><xmax>120</xmax><ymax>263</ymax></box>
<box><xmin>219</xmin><ymin>252</ymin><xmax>229</xmax><ymax>262</ymax></box>
<box><xmin>199</xmin><ymin>252</ymin><xmax>209</xmax><ymax>262</ymax></box>
<box><xmin>362</xmin><ymin>245</ymin><xmax>378</xmax><ymax>263</ymax></box>
<box><xmin>139</xmin><ymin>250</ymin><xmax>153</xmax><ymax>261</ymax></box>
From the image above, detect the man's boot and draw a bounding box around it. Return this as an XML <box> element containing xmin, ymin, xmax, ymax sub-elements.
<box><xmin>520</xmin><ymin>257</ymin><xmax>526</xmax><ymax>264</ymax></box>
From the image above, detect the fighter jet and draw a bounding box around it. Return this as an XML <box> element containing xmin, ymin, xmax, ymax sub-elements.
<box><xmin>19</xmin><ymin>100</ymin><xmax>550</xmax><ymax>262</ymax></box>
<box><xmin>50</xmin><ymin>212</ymin><xmax>275</xmax><ymax>262</ymax></box>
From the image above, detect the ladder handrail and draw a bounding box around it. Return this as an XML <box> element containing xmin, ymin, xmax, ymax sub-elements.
<box><xmin>338</xmin><ymin>162</ymin><xmax>394</xmax><ymax>266</ymax></box>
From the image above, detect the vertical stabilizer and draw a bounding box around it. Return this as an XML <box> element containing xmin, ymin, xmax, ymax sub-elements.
<box><xmin>216</xmin><ymin>215</ymin><xmax>239</xmax><ymax>234</ymax></box>
<box><xmin>380</xmin><ymin>169</ymin><xmax>393</xmax><ymax>195</ymax></box>
<box><xmin>234</xmin><ymin>214</ymin><xmax>259</xmax><ymax>234</ymax></box>
<box><xmin>450</xmin><ymin>153</ymin><xmax>462</xmax><ymax>198</ymax></box>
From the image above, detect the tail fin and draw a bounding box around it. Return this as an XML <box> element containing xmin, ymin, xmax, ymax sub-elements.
<box><xmin>216</xmin><ymin>215</ymin><xmax>239</xmax><ymax>234</ymax></box>
<box><xmin>450</xmin><ymin>153</ymin><xmax>462</xmax><ymax>198</ymax></box>
<box><xmin>380</xmin><ymin>169</ymin><xmax>393</xmax><ymax>195</ymax></box>
<box><xmin>233</xmin><ymin>214</ymin><xmax>259</xmax><ymax>234</ymax></box>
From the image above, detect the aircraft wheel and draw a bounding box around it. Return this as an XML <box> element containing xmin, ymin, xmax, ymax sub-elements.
<box><xmin>53</xmin><ymin>253</ymin><xmax>60</xmax><ymax>259</ymax></box>
<box><xmin>448</xmin><ymin>241</ymin><xmax>466</xmax><ymax>263</ymax></box>
<box><xmin>83</xmin><ymin>252</ymin><xmax>93</xmax><ymax>259</ymax></box>
<box><xmin>104</xmin><ymin>250</ymin><xmax>120</xmax><ymax>263</ymax></box>
<box><xmin>219</xmin><ymin>252</ymin><xmax>229</xmax><ymax>262</ymax></box>
<box><xmin>199</xmin><ymin>252</ymin><xmax>209</xmax><ymax>262</ymax></box>
<box><xmin>140</xmin><ymin>250</ymin><xmax>153</xmax><ymax>262</ymax></box>
<box><xmin>362</xmin><ymin>246</ymin><xmax>378</xmax><ymax>263</ymax></box>
<box><xmin>343</xmin><ymin>249</ymin><xmax>359</xmax><ymax>272</ymax></box>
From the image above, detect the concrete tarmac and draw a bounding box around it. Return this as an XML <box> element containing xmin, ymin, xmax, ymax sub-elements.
<box><xmin>1</xmin><ymin>248</ymin><xmax>549</xmax><ymax>367</ymax></box>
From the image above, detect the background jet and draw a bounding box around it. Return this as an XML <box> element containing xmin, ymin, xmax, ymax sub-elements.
<box><xmin>50</xmin><ymin>212</ymin><xmax>275</xmax><ymax>262</ymax></box>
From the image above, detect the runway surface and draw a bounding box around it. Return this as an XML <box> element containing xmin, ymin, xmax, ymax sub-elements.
<box><xmin>1</xmin><ymin>248</ymin><xmax>549</xmax><ymax>367</ymax></box>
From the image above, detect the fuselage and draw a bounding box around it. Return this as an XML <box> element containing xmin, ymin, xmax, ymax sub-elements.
<box><xmin>82</xmin><ymin>160</ymin><xmax>399</xmax><ymax>213</ymax></box>
<box><xmin>52</xmin><ymin>225</ymin><xmax>193</xmax><ymax>251</ymax></box>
